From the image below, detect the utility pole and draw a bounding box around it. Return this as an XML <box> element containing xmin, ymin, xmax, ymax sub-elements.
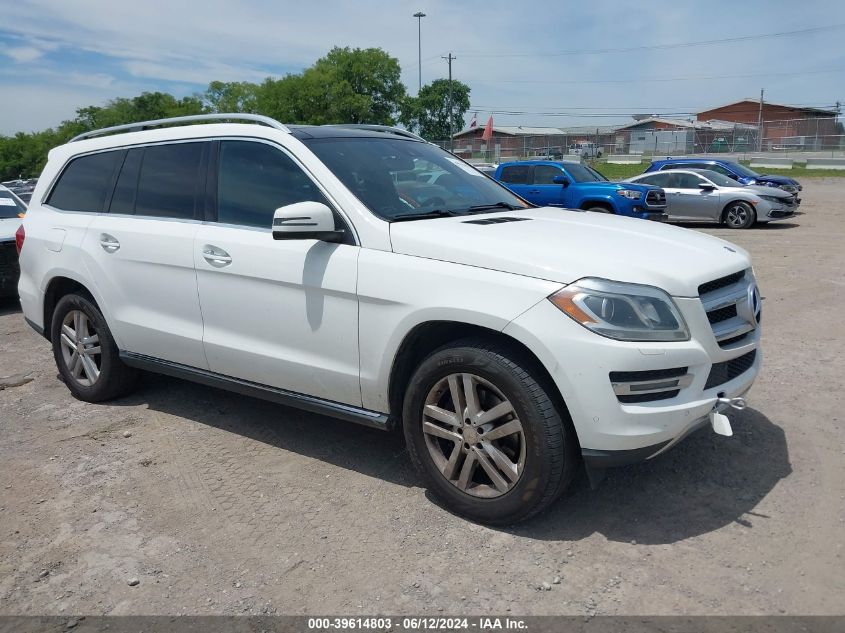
<box><xmin>757</xmin><ymin>89</ymin><xmax>764</xmax><ymax>152</ymax></box>
<box><xmin>413</xmin><ymin>12</ymin><xmax>426</xmax><ymax>93</ymax></box>
<box><xmin>442</xmin><ymin>52</ymin><xmax>455</xmax><ymax>150</ymax></box>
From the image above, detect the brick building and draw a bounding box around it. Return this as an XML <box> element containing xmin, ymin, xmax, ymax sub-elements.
<box><xmin>696</xmin><ymin>99</ymin><xmax>840</xmax><ymax>150</ymax></box>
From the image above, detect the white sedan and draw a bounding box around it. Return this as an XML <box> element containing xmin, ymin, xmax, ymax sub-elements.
<box><xmin>626</xmin><ymin>168</ymin><xmax>797</xmax><ymax>229</ymax></box>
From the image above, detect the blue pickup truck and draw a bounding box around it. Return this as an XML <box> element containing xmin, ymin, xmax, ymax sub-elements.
<box><xmin>494</xmin><ymin>160</ymin><xmax>667</xmax><ymax>219</ymax></box>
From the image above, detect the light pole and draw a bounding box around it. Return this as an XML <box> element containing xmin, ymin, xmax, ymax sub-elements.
<box><xmin>413</xmin><ymin>11</ymin><xmax>426</xmax><ymax>93</ymax></box>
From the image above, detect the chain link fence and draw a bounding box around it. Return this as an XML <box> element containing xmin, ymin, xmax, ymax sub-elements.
<box><xmin>436</xmin><ymin>116</ymin><xmax>844</xmax><ymax>162</ymax></box>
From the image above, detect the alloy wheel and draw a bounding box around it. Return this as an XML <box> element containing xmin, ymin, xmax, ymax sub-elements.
<box><xmin>422</xmin><ymin>373</ymin><xmax>526</xmax><ymax>498</ymax></box>
<box><xmin>725</xmin><ymin>204</ymin><xmax>750</xmax><ymax>228</ymax></box>
<box><xmin>59</xmin><ymin>309</ymin><xmax>102</xmax><ymax>386</ymax></box>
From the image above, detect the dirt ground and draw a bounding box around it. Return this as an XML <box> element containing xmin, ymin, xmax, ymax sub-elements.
<box><xmin>1</xmin><ymin>180</ymin><xmax>843</xmax><ymax>617</ymax></box>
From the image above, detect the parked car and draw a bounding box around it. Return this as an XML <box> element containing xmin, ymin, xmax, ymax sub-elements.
<box><xmin>646</xmin><ymin>158</ymin><xmax>802</xmax><ymax>199</ymax></box>
<box><xmin>626</xmin><ymin>169</ymin><xmax>798</xmax><ymax>228</ymax></box>
<box><xmin>18</xmin><ymin>114</ymin><xmax>760</xmax><ymax>524</ymax></box>
<box><xmin>495</xmin><ymin>160</ymin><xmax>667</xmax><ymax>219</ymax></box>
<box><xmin>568</xmin><ymin>142</ymin><xmax>602</xmax><ymax>159</ymax></box>
<box><xmin>0</xmin><ymin>185</ymin><xmax>26</xmax><ymax>297</ymax></box>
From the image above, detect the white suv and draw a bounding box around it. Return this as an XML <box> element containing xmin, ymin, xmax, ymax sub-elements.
<box><xmin>17</xmin><ymin>114</ymin><xmax>761</xmax><ymax>524</ymax></box>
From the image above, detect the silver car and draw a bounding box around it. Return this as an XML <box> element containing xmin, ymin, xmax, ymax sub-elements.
<box><xmin>626</xmin><ymin>169</ymin><xmax>797</xmax><ymax>229</ymax></box>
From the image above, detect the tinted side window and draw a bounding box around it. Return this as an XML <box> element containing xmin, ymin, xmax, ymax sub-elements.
<box><xmin>109</xmin><ymin>148</ymin><xmax>143</xmax><ymax>214</ymax></box>
<box><xmin>636</xmin><ymin>174</ymin><xmax>665</xmax><ymax>187</ymax></box>
<box><xmin>135</xmin><ymin>143</ymin><xmax>206</xmax><ymax>219</ymax></box>
<box><xmin>47</xmin><ymin>151</ymin><xmax>122</xmax><ymax>212</ymax></box>
<box><xmin>532</xmin><ymin>164</ymin><xmax>563</xmax><ymax>185</ymax></box>
<box><xmin>705</xmin><ymin>163</ymin><xmax>732</xmax><ymax>176</ymax></box>
<box><xmin>217</xmin><ymin>141</ymin><xmax>328</xmax><ymax>228</ymax></box>
<box><xmin>499</xmin><ymin>165</ymin><xmax>529</xmax><ymax>184</ymax></box>
<box><xmin>676</xmin><ymin>173</ymin><xmax>705</xmax><ymax>189</ymax></box>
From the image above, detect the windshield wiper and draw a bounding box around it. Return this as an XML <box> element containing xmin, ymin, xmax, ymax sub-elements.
<box><xmin>464</xmin><ymin>202</ymin><xmax>525</xmax><ymax>213</ymax></box>
<box><xmin>390</xmin><ymin>209</ymin><xmax>462</xmax><ymax>222</ymax></box>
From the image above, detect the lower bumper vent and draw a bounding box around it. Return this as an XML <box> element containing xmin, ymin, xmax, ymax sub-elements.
<box><xmin>704</xmin><ymin>350</ymin><xmax>757</xmax><ymax>390</ymax></box>
<box><xmin>610</xmin><ymin>367</ymin><xmax>691</xmax><ymax>404</ymax></box>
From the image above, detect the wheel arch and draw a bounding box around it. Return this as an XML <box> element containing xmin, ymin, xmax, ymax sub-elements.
<box><xmin>387</xmin><ymin>320</ymin><xmax>575</xmax><ymax>438</ymax></box>
<box><xmin>42</xmin><ymin>275</ymin><xmax>101</xmax><ymax>342</ymax></box>
<box><xmin>578</xmin><ymin>198</ymin><xmax>616</xmax><ymax>213</ymax></box>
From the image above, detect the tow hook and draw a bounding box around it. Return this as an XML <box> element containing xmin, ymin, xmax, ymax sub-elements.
<box><xmin>716</xmin><ymin>396</ymin><xmax>747</xmax><ymax>411</ymax></box>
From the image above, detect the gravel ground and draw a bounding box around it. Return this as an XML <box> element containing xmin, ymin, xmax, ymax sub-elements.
<box><xmin>1</xmin><ymin>180</ymin><xmax>843</xmax><ymax>616</ymax></box>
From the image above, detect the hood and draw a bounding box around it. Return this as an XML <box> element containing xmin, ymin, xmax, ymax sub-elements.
<box><xmin>743</xmin><ymin>185</ymin><xmax>794</xmax><ymax>198</ymax></box>
<box><xmin>0</xmin><ymin>217</ymin><xmax>22</xmax><ymax>242</ymax></box>
<box><xmin>589</xmin><ymin>181</ymin><xmax>660</xmax><ymax>192</ymax></box>
<box><xmin>389</xmin><ymin>208</ymin><xmax>751</xmax><ymax>297</ymax></box>
<box><xmin>753</xmin><ymin>174</ymin><xmax>799</xmax><ymax>186</ymax></box>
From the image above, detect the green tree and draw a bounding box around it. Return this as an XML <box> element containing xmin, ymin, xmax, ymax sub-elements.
<box><xmin>203</xmin><ymin>81</ymin><xmax>259</xmax><ymax>113</ymax></box>
<box><xmin>399</xmin><ymin>79</ymin><xmax>471</xmax><ymax>141</ymax></box>
<box><xmin>257</xmin><ymin>47</ymin><xmax>405</xmax><ymax>125</ymax></box>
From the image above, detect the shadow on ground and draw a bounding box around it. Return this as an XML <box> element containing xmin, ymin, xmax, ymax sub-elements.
<box><xmin>112</xmin><ymin>373</ymin><xmax>790</xmax><ymax>545</ymax></box>
<box><xmin>675</xmin><ymin>221</ymin><xmax>800</xmax><ymax>231</ymax></box>
<box><xmin>0</xmin><ymin>298</ymin><xmax>21</xmax><ymax>316</ymax></box>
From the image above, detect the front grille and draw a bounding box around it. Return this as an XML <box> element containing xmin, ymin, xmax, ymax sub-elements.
<box><xmin>769</xmin><ymin>210</ymin><xmax>795</xmax><ymax>218</ymax></box>
<box><xmin>705</xmin><ymin>350</ymin><xmax>757</xmax><ymax>390</ymax></box>
<box><xmin>698</xmin><ymin>271</ymin><xmax>745</xmax><ymax>296</ymax></box>
<box><xmin>645</xmin><ymin>190</ymin><xmax>666</xmax><ymax>208</ymax></box>
<box><xmin>698</xmin><ymin>269</ymin><xmax>760</xmax><ymax>347</ymax></box>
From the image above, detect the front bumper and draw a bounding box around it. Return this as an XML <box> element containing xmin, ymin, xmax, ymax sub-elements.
<box><xmin>503</xmin><ymin>295</ymin><xmax>761</xmax><ymax>458</ymax></box>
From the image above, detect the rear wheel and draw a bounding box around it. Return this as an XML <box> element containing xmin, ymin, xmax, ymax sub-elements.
<box><xmin>723</xmin><ymin>201</ymin><xmax>756</xmax><ymax>229</ymax></box>
<box><xmin>51</xmin><ymin>293</ymin><xmax>138</xmax><ymax>402</ymax></box>
<box><xmin>403</xmin><ymin>339</ymin><xmax>578</xmax><ymax>524</ymax></box>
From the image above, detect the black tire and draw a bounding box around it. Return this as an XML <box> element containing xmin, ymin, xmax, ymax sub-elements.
<box><xmin>51</xmin><ymin>293</ymin><xmax>138</xmax><ymax>402</ymax></box>
<box><xmin>722</xmin><ymin>201</ymin><xmax>756</xmax><ymax>229</ymax></box>
<box><xmin>402</xmin><ymin>338</ymin><xmax>578</xmax><ymax>525</ymax></box>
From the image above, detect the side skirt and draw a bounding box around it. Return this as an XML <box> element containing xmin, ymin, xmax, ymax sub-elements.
<box><xmin>119</xmin><ymin>352</ymin><xmax>392</xmax><ymax>431</ymax></box>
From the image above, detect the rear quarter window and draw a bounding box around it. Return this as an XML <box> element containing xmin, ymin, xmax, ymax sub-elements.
<box><xmin>47</xmin><ymin>151</ymin><xmax>122</xmax><ymax>212</ymax></box>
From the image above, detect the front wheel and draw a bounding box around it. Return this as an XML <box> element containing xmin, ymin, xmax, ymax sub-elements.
<box><xmin>51</xmin><ymin>293</ymin><xmax>138</xmax><ymax>402</ymax></box>
<box><xmin>723</xmin><ymin>201</ymin><xmax>756</xmax><ymax>229</ymax></box>
<box><xmin>586</xmin><ymin>205</ymin><xmax>613</xmax><ymax>214</ymax></box>
<box><xmin>403</xmin><ymin>339</ymin><xmax>578</xmax><ymax>524</ymax></box>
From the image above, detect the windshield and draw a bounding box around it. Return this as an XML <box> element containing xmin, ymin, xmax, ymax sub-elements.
<box><xmin>302</xmin><ymin>137</ymin><xmax>528</xmax><ymax>220</ymax></box>
<box><xmin>697</xmin><ymin>170</ymin><xmax>742</xmax><ymax>187</ymax></box>
<box><xmin>0</xmin><ymin>191</ymin><xmax>26</xmax><ymax>218</ymax></box>
<box><xmin>727</xmin><ymin>162</ymin><xmax>761</xmax><ymax>179</ymax></box>
<box><xmin>564</xmin><ymin>163</ymin><xmax>608</xmax><ymax>183</ymax></box>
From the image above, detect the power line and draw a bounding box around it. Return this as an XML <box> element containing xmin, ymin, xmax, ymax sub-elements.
<box><xmin>469</xmin><ymin>67</ymin><xmax>845</xmax><ymax>85</ymax></box>
<box><xmin>457</xmin><ymin>23</ymin><xmax>845</xmax><ymax>59</ymax></box>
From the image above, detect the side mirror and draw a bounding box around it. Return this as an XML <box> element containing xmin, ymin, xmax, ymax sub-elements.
<box><xmin>272</xmin><ymin>201</ymin><xmax>345</xmax><ymax>243</ymax></box>
<box><xmin>698</xmin><ymin>183</ymin><xmax>716</xmax><ymax>190</ymax></box>
<box><xmin>552</xmin><ymin>175</ymin><xmax>570</xmax><ymax>186</ymax></box>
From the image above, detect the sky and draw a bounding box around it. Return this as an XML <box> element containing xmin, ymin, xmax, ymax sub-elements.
<box><xmin>1</xmin><ymin>0</ymin><xmax>844</xmax><ymax>135</ymax></box>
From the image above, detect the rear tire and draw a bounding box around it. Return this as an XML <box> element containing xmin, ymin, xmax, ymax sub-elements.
<box><xmin>723</xmin><ymin>201</ymin><xmax>756</xmax><ymax>229</ymax></box>
<box><xmin>402</xmin><ymin>338</ymin><xmax>578</xmax><ymax>525</ymax></box>
<box><xmin>51</xmin><ymin>293</ymin><xmax>138</xmax><ymax>402</ymax></box>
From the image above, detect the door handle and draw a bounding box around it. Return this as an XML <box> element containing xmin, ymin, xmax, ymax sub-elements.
<box><xmin>99</xmin><ymin>233</ymin><xmax>120</xmax><ymax>253</ymax></box>
<box><xmin>202</xmin><ymin>245</ymin><xmax>232</xmax><ymax>267</ymax></box>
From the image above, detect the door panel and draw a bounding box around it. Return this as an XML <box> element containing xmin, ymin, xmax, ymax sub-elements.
<box><xmin>194</xmin><ymin>225</ymin><xmax>361</xmax><ymax>405</ymax></box>
<box><xmin>668</xmin><ymin>173</ymin><xmax>721</xmax><ymax>221</ymax></box>
<box><xmin>530</xmin><ymin>164</ymin><xmax>566</xmax><ymax>207</ymax></box>
<box><xmin>83</xmin><ymin>216</ymin><xmax>207</xmax><ymax>367</ymax></box>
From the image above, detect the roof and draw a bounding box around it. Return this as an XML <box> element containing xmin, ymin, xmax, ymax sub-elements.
<box><xmin>698</xmin><ymin>99</ymin><xmax>839</xmax><ymax>116</ymax></box>
<box><xmin>616</xmin><ymin>117</ymin><xmax>757</xmax><ymax>131</ymax></box>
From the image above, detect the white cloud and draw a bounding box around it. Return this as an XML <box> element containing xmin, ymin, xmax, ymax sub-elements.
<box><xmin>5</xmin><ymin>46</ymin><xmax>46</xmax><ymax>62</ymax></box>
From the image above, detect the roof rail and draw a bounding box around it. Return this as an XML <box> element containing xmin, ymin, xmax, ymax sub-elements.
<box><xmin>325</xmin><ymin>124</ymin><xmax>426</xmax><ymax>142</ymax></box>
<box><xmin>69</xmin><ymin>113</ymin><xmax>290</xmax><ymax>143</ymax></box>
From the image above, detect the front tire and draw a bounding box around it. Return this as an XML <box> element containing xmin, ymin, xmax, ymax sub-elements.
<box><xmin>586</xmin><ymin>205</ymin><xmax>613</xmax><ymax>214</ymax></box>
<box><xmin>403</xmin><ymin>339</ymin><xmax>578</xmax><ymax>524</ymax></box>
<box><xmin>723</xmin><ymin>201</ymin><xmax>756</xmax><ymax>229</ymax></box>
<box><xmin>51</xmin><ymin>293</ymin><xmax>138</xmax><ymax>402</ymax></box>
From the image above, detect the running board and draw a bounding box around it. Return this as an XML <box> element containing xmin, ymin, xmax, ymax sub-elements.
<box><xmin>119</xmin><ymin>352</ymin><xmax>391</xmax><ymax>431</ymax></box>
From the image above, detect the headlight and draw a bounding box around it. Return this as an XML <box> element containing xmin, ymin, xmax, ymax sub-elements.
<box><xmin>759</xmin><ymin>195</ymin><xmax>785</xmax><ymax>203</ymax></box>
<box><xmin>549</xmin><ymin>278</ymin><xmax>690</xmax><ymax>342</ymax></box>
<box><xmin>615</xmin><ymin>189</ymin><xmax>642</xmax><ymax>200</ymax></box>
